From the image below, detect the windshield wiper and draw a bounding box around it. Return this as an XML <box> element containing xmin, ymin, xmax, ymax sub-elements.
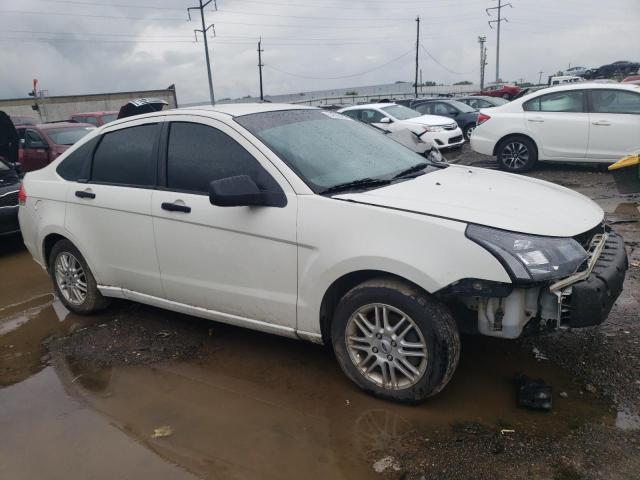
<box><xmin>320</xmin><ymin>177</ymin><xmax>391</xmax><ymax>195</ymax></box>
<box><xmin>392</xmin><ymin>162</ymin><xmax>430</xmax><ymax>179</ymax></box>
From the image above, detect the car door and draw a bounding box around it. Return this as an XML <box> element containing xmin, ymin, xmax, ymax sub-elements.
<box><xmin>21</xmin><ymin>129</ymin><xmax>50</xmax><ymax>172</ymax></box>
<box><xmin>523</xmin><ymin>89</ymin><xmax>589</xmax><ymax>159</ymax></box>
<box><xmin>63</xmin><ymin>117</ymin><xmax>164</xmax><ymax>298</ymax></box>
<box><xmin>587</xmin><ymin>88</ymin><xmax>640</xmax><ymax>160</ymax></box>
<box><xmin>151</xmin><ymin>116</ymin><xmax>298</xmax><ymax>329</ymax></box>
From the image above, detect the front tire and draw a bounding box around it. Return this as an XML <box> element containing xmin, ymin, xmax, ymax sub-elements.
<box><xmin>331</xmin><ymin>278</ymin><xmax>460</xmax><ymax>403</ymax></box>
<box><xmin>496</xmin><ymin>136</ymin><xmax>538</xmax><ymax>172</ymax></box>
<box><xmin>49</xmin><ymin>239</ymin><xmax>110</xmax><ymax>314</ymax></box>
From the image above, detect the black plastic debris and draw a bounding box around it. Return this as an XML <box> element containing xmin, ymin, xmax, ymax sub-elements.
<box><xmin>516</xmin><ymin>375</ymin><xmax>553</xmax><ymax>411</ymax></box>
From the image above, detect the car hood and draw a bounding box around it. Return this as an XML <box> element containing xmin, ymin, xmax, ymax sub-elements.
<box><xmin>403</xmin><ymin>114</ymin><xmax>455</xmax><ymax>127</ymax></box>
<box><xmin>334</xmin><ymin>165</ymin><xmax>603</xmax><ymax>237</ymax></box>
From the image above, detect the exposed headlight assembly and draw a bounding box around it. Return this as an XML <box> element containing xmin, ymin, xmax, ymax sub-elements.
<box><xmin>423</xmin><ymin>126</ymin><xmax>443</xmax><ymax>132</ymax></box>
<box><xmin>466</xmin><ymin>224</ymin><xmax>588</xmax><ymax>283</ymax></box>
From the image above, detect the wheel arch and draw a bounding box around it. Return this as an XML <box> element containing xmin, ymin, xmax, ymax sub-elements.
<box><xmin>318</xmin><ymin>270</ymin><xmax>428</xmax><ymax>345</ymax></box>
<box><xmin>41</xmin><ymin>232</ymin><xmax>101</xmax><ymax>283</ymax></box>
<box><xmin>492</xmin><ymin>132</ymin><xmax>539</xmax><ymax>157</ymax></box>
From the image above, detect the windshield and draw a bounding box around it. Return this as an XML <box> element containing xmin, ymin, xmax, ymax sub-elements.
<box><xmin>102</xmin><ymin>113</ymin><xmax>117</xmax><ymax>124</ymax></box>
<box><xmin>448</xmin><ymin>100</ymin><xmax>476</xmax><ymax>113</ymax></box>
<box><xmin>46</xmin><ymin>126</ymin><xmax>95</xmax><ymax>145</ymax></box>
<box><xmin>235</xmin><ymin>110</ymin><xmax>437</xmax><ymax>192</ymax></box>
<box><xmin>380</xmin><ymin>105</ymin><xmax>421</xmax><ymax>120</ymax></box>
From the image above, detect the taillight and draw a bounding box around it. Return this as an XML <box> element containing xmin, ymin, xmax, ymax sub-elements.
<box><xmin>477</xmin><ymin>113</ymin><xmax>491</xmax><ymax>125</ymax></box>
<box><xmin>18</xmin><ymin>184</ymin><xmax>27</xmax><ymax>206</ymax></box>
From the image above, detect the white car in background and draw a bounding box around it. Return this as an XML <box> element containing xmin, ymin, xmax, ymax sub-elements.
<box><xmin>338</xmin><ymin>103</ymin><xmax>465</xmax><ymax>149</ymax></box>
<box><xmin>471</xmin><ymin>83</ymin><xmax>640</xmax><ymax>172</ymax></box>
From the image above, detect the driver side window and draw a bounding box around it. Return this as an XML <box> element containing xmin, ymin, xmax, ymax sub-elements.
<box><xmin>166</xmin><ymin>122</ymin><xmax>280</xmax><ymax>195</ymax></box>
<box><xmin>359</xmin><ymin>109</ymin><xmax>385</xmax><ymax>124</ymax></box>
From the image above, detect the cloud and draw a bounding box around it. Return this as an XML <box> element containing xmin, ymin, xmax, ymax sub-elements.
<box><xmin>0</xmin><ymin>0</ymin><xmax>638</xmax><ymax>104</ymax></box>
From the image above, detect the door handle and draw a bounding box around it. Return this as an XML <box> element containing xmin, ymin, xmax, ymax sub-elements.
<box><xmin>161</xmin><ymin>202</ymin><xmax>191</xmax><ymax>213</ymax></box>
<box><xmin>527</xmin><ymin>118</ymin><xmax>544</xmax><ymax>123</ymax></box>
<box><xmin>75</xmin><ymin>190</ymin><xmax>96</xmax><ymax>199</ymax></box>
<box><xmin>592</xmin><ymin>120</ymin><xmax>611</xmax><ymax>126</ymax></box>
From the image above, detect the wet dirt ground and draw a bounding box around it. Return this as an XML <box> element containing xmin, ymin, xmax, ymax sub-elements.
<box><xmin>1</xmin><ymin>145</ymin><xmax>639</xmax><ymax>480</ymax></box>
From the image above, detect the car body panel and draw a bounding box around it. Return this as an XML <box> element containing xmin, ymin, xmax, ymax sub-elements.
<box><xmin>333</xmin><ymin>165</ymin><xmax>603</xmax><ymax>237</ymax></box>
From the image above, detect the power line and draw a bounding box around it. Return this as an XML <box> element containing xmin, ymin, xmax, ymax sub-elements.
<box><xmin>33</xmin><ymin>0</ymin><xmax>211</xmax><ymax>11</ymax></box>
<box><xmin>420</xmin><ymin>45</ymin><xmax>475</xmax><ymax>75</ymax></box>
<box><xmin>264</xmin><ymin>49</ymin><xmax>414</xmax><ymax>80</ymax></box>
<box><xmin>188</xmin><ymin>0</ymin><xmax>217</xmax><ymax>105</ymax></box>
<box><xmin>486</xmin><ymin>0</ymin><xmax>511</xmax><ymax>83</ymax></box>
<box><xmin>0</xmin><ymin>9</ymin><xmax>183</xmax><ymax>21</ymax></box>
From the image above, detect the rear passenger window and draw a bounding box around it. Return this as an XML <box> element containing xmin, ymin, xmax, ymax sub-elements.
<box><xmin>524</xmin><ymin>91</ymin><xmax>584</xmax><ymax>112</ymax></box>
<box><xmin>591</xmin><ymin>90</ymin><xmax>640</xmax><ymax>114</ymax></box>
<box><xmin>166</xmin><ymin>122</ymin><xmax>270</xmax><ymax>193</ymax></box>
<box><xmin>91</xmin><ymin>124</ymin><xmax>158</xmax><ymax>187</ymax></box>
<box><xmin>56</xmin><ymin>137</ymin><xmax>98</xmax><ymax>181</ymax></box>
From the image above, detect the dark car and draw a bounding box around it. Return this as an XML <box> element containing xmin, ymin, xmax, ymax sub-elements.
<box><xmin>16</xmin><ymin>122</ymin><xmax>95</xmax><ymax>173</ymax></box>
<box><xmin>457</xmin><ymin>95</ymin><xmax>510</xmax><ymax>110</ymax></box>
<box><xmin>585</xmin><ymin>61</ymin><xmax>640</xmax><ymax>80</ymax></box>
<box><xmin>0</xmin><ymin>159</ymin><xmax>20</xmax><ymax>236</ymax></box>
<box><xmin>406</xmin><ymin>99</ymin><xmax>479</xmax><ymax>140</ymax></box>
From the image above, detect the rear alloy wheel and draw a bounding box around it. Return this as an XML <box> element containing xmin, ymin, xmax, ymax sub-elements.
<box><xmin>49</xmin><ymin>239</ymin><xmax>110</xmax><ymax>314</ymax></box>
<box><xmin>332</xmin><ymin>278</ymin><xmax>460</xmax><ymax>403</ymax></box>
<box><xmin>496</xmin><ymin>136</ymin><xmax>537</xmax><ymax>172</ymax></box>
<box><xmin>463</xmin><ymin>124</ymin><xmax>475</xmax><ymax>140</ymax></box>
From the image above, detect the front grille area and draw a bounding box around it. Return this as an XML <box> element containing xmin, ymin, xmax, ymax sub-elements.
<box><xmin>0</xmin><ymin>191</ymin><xmax>19</xmax><ymax>208</ymax></box>
<box><xmin>448</xmin><ymin>135</ymin><xmax>463</xmax><ymax>144</ymax></box>
<box><xmin>573</xmin><ymin>222</ymin><xmax>605</xmax><ymax>249</ymax></box>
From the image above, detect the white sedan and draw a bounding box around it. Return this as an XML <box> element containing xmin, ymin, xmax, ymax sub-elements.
<box><xmin>338</xmin><ymin>103</ymin><xmax>465</xmax><ymax>149</ymax></box>
<box><xmin>19</xmin><ymin>103</ymin><xmax>627</xmax><ymax>403</ymax></box>
<box><xmin>471</xmin><ymin>83</ymin><xmax>640</xmax><ymax>172</ymax></box>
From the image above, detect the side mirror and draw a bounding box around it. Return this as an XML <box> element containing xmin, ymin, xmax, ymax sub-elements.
<box><xmin>379</xmin><ymin>117</ymin><xmax>392</xmax><ymax>124</ymax></box>
<box><xmin>26</xmin><ymin>140</ymin><xmax>47</xmax><ymax>149</ymax></box>
<box><xmin>209</xmin><ymin>175</ymin><xmax>265</xmax><ymax>207</ymax></box>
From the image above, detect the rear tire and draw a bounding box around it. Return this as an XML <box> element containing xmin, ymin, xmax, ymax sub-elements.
<box><xmin>49</xmin><ymin>239</ymin><xmax>110</xmax><ymax>314</ymax></box>
<box><xmin>331</xmin><ymin>278</ymin><xmax>460</xmax><ymax>404</ymax></box>
<box><xmin>496</xmin><ymin>136</ymin><xmax>538</xmax><ymax>173</ymax></box>
<box><xmin>463</xmin><ymin>124</ymin><xmax>475</xmax><ymax>140</ymax></box>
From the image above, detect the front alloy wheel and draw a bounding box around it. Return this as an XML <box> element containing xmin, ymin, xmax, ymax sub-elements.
<box><xmin>346</xmin><ymin>304</ymin><xmax>428</xmax><ymax>390</ymax></box>
<box><xmin>496</xmin><ymin>136</ymin><xmax>537</xmax><ymax>172</ymax></box>
<box><xmin>332</xmin><ymin>278</ymin><xmax>460</xmax><ymax>403</ymax></box>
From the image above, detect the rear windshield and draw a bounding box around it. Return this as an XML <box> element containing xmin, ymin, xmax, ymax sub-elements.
<box><xmin>46</xmin><ymin>126</ymin><xmax>96</xmax><ymax>145</ymax></box>
<box><xmin>448</xmin><ymin>100</ymin><xmax>476</xmax><ymax>113</ymax></box>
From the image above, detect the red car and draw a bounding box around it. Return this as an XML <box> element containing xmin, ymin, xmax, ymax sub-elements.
<box><xmin>17</xmin><ymin>122</ymin><xmax>95</xmax><ymax>173</ymax></box>
<box><xmin>474</xmin><ymin>83</ymin><xmax>522</xmax><ymax>100</ymax></box>
<box><xmin>70</xmin><ymin>111</ymin><xmax>118</xmax><ymax>126</ymax></box>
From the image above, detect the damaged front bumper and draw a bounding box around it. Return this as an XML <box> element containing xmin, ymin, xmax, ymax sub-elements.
<box><xmin>454</xmin><ymin>230</ymin><xmax>628</xmax><ymax>339</ymax></box>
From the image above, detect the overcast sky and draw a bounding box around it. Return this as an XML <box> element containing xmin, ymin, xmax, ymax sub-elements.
<box><xmin>0</xmin><ymin>0</ymin><xmax>638</xmax><ymax>104</ymax></box>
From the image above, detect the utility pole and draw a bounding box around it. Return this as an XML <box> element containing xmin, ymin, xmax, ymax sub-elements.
<box><xmin>487</xmin><ymin>0</ymin><xmax>511</xmax><ymax>83</ymax></box>
<box><xmin>188</xmin><ymin>0</ymin><xmax>216</xmax><ymax>105</ymax></box>
<box><xmin>538</xmin><ymin>71</ymin><xmax>544</xmax><ymax>85</ymax></box>
<box><xmin>257</xmin><ymin>38</ymin><xmax>264</xmax><ymax>101</ymax></box>
<box><xmin>478</xmin><ymin>36</ymin><xmax>487</xmax><ymax>91</ymax></box>
<box><xmin>414</xmin><ymin>16</ymin><xmax>420</xmax><ymax>97</ymax></box>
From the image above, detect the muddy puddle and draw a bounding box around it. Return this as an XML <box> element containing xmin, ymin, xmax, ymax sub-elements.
<box><xmin>1</xmin><ymin>197</ymin><xmax>638</xmax><ymax>479</ymax></box>
<box><xmin>0</xmin><ymin>288</ymin><xmax>619</xmax><ymax>478</ymax></box>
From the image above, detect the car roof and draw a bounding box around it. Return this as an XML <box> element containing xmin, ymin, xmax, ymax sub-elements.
<box><xmin>71</xmin><ymin>111</ymin><xmax>118</xmax><ymax>116</ymax></box>
<box><xmin>339</xmin><ymin>103</ymin><xmax>398</xmax><ymax>110</ymax></box>
<box><xmin>531</xmin><ymin>82</ymin><xmax>638</xmax><ymax>94</ymax></box>
<box><xmin>25</xmin><ymin>122</ymin><xmax>95</xmax><ymax>130</ymax></box>
<box><xmin>179</xmin><ymin>103</ymin><xmax>316</xmax><ymax>117</ymax></box>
